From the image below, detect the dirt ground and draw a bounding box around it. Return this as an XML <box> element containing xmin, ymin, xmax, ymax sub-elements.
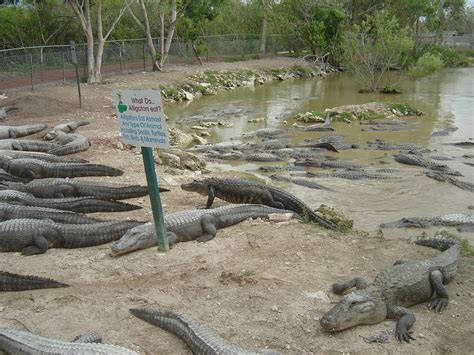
<box><xmin>1</xmin><ymin>57</ymin><xmax>473</xmax><ymax>354</ymax></box>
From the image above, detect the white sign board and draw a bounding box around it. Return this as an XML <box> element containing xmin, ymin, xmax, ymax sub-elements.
<box><xmin>113</xmin><ymin>89</ymin><xmax>169</xmax><ymax>149</ymax></box>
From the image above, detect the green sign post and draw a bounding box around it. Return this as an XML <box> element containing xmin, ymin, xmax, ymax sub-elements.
<box><xmin>114</xmin><ymin>89</ymin><xmax>170</xmax><ymax>252</ymax></box>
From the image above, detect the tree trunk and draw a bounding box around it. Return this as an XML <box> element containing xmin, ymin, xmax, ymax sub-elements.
<box><xmin>259</xmin><ymin>0</ymin><xmax>269</xmax><ymax>53</ymax></box>
<box><xmin>159</xmin><ymin>0</ymin><xmax>177</xmax><ymax>69</ymax></box>
<box><xmin>192</xmin><ymin>42</ymin><xmax>203</xmax><ymax>65</ymax></box>
<box><xmin>139</xmin><ymin>0</ymin><xmax>160</xmax><ymax>71</ymax></box>
<box><xmin>159</xmin><ymin>0</ymin><xmax>165</xmax><ymax>63</ymax></box>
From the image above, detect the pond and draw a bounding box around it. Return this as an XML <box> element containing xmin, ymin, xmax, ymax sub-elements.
<box><xmin>166</xmin><ymin>67</ymin><xmax>474</xmax><ymax>240</ymax></box>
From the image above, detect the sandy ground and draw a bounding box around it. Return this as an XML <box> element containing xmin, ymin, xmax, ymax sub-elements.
<box><xmin>1</xmin><ymin>57</ymin><xmax>473</xmax><ymax>354</ymax></box>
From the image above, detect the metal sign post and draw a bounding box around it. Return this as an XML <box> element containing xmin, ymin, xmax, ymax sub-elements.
<box><xmin>70</xmin><ymin>41</ymin><xmax>82</xmax><ymax>108</ymax></box>
<box><xmin>114</xmin><ymin>89</ymin><xmax>170</xmax><ymax>252</ymax></box>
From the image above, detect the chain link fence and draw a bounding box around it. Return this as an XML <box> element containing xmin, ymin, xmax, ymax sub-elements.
<box><xmin>0</xmin><ymin>35</ymin><xmax>293</xmax><ymax>90</ymax></box>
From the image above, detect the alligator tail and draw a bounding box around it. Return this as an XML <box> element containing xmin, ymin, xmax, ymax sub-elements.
<box><xmin>415</xmin><ymin>238</ymin><xmax>460</xmax><ymax>251</ymax></box>
<box><xmin>0</xmin><ymin>271</ymin><xmax>69</xmax><ymax>291</ymax></box>
<box><xmin>76</xmin><ymin>121</ymin><xmax>91</xmax><ymax>128</ymax></box>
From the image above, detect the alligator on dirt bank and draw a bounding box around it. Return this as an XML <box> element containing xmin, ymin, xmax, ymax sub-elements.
<box><xmin>380</xmin><ymin>213</ymin><xmax>474</xmax><ymax>230</ymax></box>
<box><xmin>0</xmin><ymin>218</ymin><xmax>144</xmax><ymax>255</ymax></box>
<box><xmin>130</xmin><ymin>307</ymin><xmax>279</xmax><ymax>355</ymax></box>
<box><xmin>1</xmin><ymin>271</ymin><xmax>69</xmax><ymax>291</ymax></box>
<box><xmin>320</xmin><ymin>238</ymin><xmax>460</xmax><ymax>343</ymax></box>
<box><xmin>180</xmin><ymin>177</ymin><xmax>337</xmax><ymax>230</ymax></box>
<box><xmin>111</xmin><ymin>204</ymin><xmax>297</xmax><ymax>256</ymax></box>
<box><xmin>0</xmin><ymin>328</ymin><xmax>137</xmax><ymax>354</ymax></box>
<box><xmin>0</xmin><ymin>124</ymin><xmax>48</xmax><ymax>139</ymax></box>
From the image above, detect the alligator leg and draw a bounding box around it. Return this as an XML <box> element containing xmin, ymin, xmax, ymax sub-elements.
<box><xmin>262</xmin><ymin>191</ymin><xmax>285</xmax><ymax>209</ymax></box>
<box><xmin>429</xmin><ymin>270</ymin><xmax>449</xmax><ymax>312</ymax></box>
<box><xmin>388</xmin><ymin>306</ymin><xmax>416</xmax><ymax>343</ymax></box>
<box><xmin>51</xmin><ymin>184</ymin><xmax>76</xmax><ymax>198</ymax></box>
<box><xmin>196</xmin><ymin>215</ymin><xmax>218</xmax><ymax>242</ymax></box>
<box><xmin>21</xmin><ymin>228</ymin><xmax>56</xmax><ymax>255</ymax></box>
<box><xmin>205</xmin><ymin>187</ymin><xmax>216</xmax><ymax>209</ymax></box>
<box><xmin>331</xmin><ymin>277</ymin><xmax>368</xmax><ymax>294</ymax></box>
<box><xmin>393</xmin><ymin>260</ymin><xmax>408</xmax><ymax>266</ymax></box>
<box><xmin>72</xmin><ymin>331</ymin><xmax>103</xmax><ymax>343</ymax></box>
<box><xmin>167</xmin><ymin>231</ymin><xmax>178</xmax><ymax>247</ymax></box>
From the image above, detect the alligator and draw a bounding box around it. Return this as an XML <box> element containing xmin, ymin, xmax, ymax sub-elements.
<box><xmin>180</xmin><ymin>178</ymin><xmax>337</xmax><ymax>230</ymax></box>
<box><xmin>0</xmin><ymin>328</ymin><xmax>137</xmax><ymax>354</ymax></box>
<box><xmin>0</xmin><ymin>202</ymin><xmax>103</xmax><ymax>224</ymax></box>
<box><xmin>0</xmin><ymin>157</ymin><xmax>123</xmax><ymax>179</ymax></box>
<box><xmin>269</xmin><ymin>174</ymin><xmax>334</xmax><ymax>191</ymax></box>
<box><xmin>0</xmin><ymin>218</ymin><xmax>144</xmax><ymax>255</ymax></box>
<box><xmin>367</xmin><ymin>140</ymin><xmax>427</xmax><ymax>152</ymax></box>
<box><xmin>431</xmin><ymin>127</ymin><xmax>458</xmax><ymax>137</ymax></box>
<box><xmin>426</xmin><ymin>171</ymin><xmax>474</xmax><ymax>192</ymax></box>
<box><xmin>320</xmin><ymin>238</ymin><xmax>460</xmax><ymax>343</ymax></box>
<box><xmin>393</xmin><ymin>153</ymin><xmax>461</xmax><ymax>175</ymax></box>
<box><xmin>130</xmin><ymin>307</ymin><xmax>279</xmax><ymax>355</ymax></box>
<box><xmin>0</xmin><ymin>139</ymin><xmax>58</xmax><ymax>152</ymax></box>
<box><xmin>245</xmin><ymin>152</ymin><xmax>283</xmax><ymax>162</ymax></box>
<box><xmin>47</xmin><ymin>131</ymin><xmax>91</xmax><ymax>156</ymax></box>
<box><xmin>0</xmin><ymin>190</ymin><xmax>141</xmax><ymax>213</ymax></box>
<box><xmin>44</xmin><ymin>120</ymin><xmax>90</xmax><ymax>139</ymax></box>
<box><xmin>111</xmin><ymin>204</ymin><xmax>298</xmax><ymax>256</ymax></box>
<box><xmin>0</xmin><ymin>123</ymin><xmax>48</xmax><ymax>139</ymax></box>
<box><xmin>380</xmin><ymin>213</ymin><xmax>474</xmax><ymax>229</ymax></box>
<box><xmin>294</xmin><ymin>158</ymin><xmax>363</xmax><ymax>170</ymax></box>
<box><xmin>0</xmin><ymin>168</ymin><xmax>28</xmax><ymax>183</ymax></box>
<box><xmin>0</xmin><ymin>106</ymin><xmax>18</xmax><ymax>121</ymax></box>
<box><xmin>1</xmin><ymin>178</ymin><xmax>159</xmax><ymax>199</ymax></box>
<box><xmin>1</xmin><ymin>271</ymin><xmax>69</xmax><ymax>291</ymax></box>
<box><xmin>0</xmin><ymin>149</ymin><xmax>88</xmax><ymax>163</ymax></box>
<box><xmin>296</xmin><ymin>168</ymin><xmax>402</xmax><ymax>180</ymax></box>
<box><xmin>445</xmin><ymin>141</ymin><xmax>474</xmax><ymax>148</ymax></box>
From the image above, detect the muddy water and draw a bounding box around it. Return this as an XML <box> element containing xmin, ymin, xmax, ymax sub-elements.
<box><xmin>167</xmin><ymin>68</ymin><xmax>474</xmax><ymax>239</ymax></box>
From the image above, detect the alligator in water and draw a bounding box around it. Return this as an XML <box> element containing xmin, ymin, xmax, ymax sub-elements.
<box><xmin>0</xmin><ymin>157</ymin><xmax>123</xmax><ymax>179</ymax></box>
<box><xmin>47</xmin><ymin>131</ymin><xmax>91</xmax><ymax>156</ymax></box>
<box><xmin>445</xmin><ymin>141</ymin><xmax>474</xmax><ymax>148</ymax></box>
<box><xmin>426</xmin><ymin>171</ymin><xmax>474</xmax><ymax>192</ymax></box>
<box><xmin>294</xmin><ymin>158</ymin><xmax>363</xmax><ymax>170</ymax></box>
<box><xmin>130</xmin><ymin>307</ymin><xmax>279</xmax><ymax>355</ymax></box>
<box><xmin>0</xmin><ymin>124</ymin><xmax>48</xmax><ymax>139</ymax></box>
<box><xmin>44</xmin><ymin>120</ymin><xmax>90</xmax><ymax>139</ymax></box>
<box><xmin>320</xmin><ymin>238</ymin><xmax>460</xmax><ymax>343</ymax></box>
<box><xmin>0</xmin><ymin>190</ymin><xmax>141</xmax><ymax>213</ymax></box>
<box><xmin>180</xmin><ymin>177</ymin><xmax>337</xmax><ymax>230</ymax></box>
<box><xmin>1</xmin><ymin>178</ymin><xmax>160</xmax><ymax>199</ymax></box>
<box><xmin>245</xmin><ymin>152</ymin><xmax>283</xmax><ymax>162</ymax></box>
<box><xmin>381</xmin><ymin>214</ymin><xmax>474</xmax><ymax>229</ymax></box>
<box><xmin>269</xmin><ymin>174</ymin><xmax>334</xmax><ymax>191</ymax></box>
<box><xmin>393</xmin><ymin>153</ymin><xmax>461</xmax><ymax>175</ymax></box>
<box><xmin>1</xmin><ymin>271</ymin><xmax>69</xmax><ymax>291</ymax></box>
<box><xmin>111</xmin><ymin>204</ymin><xmax>297</xmax><ymax>256</ymax></box>
<box><xmin>0</xmin><ymin>202</ymin><xmax>102</xmax><ymax>224</ymax></box>
<box><xmin>0</xmin><ymin>328</ymin><xmax>137</xmax><ymax>354</ymax></box>
<box><xmin>0</xmin><ymin>106</ymin><xmax>18</xmax><ymax>121</ymax></box>
<box><xmin>0</xmin><ymin>218</ymin><xmax>144</xmax><ymax>255</ymax></box>
<box><xmin>296</xmin><ymin>168</ymin><xmax>401</xmax><ymax>180</ymax></box>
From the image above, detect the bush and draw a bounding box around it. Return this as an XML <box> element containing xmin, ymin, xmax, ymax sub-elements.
<box><xmin>463</xmin><ymin>49</ymin><xmax>474</xmax><ymax>58</ymax></box>
<box><xmin>419</xmin><ymin>44</ymin><xmax>468</xmax><ymax>67</ymax></box>
<box><xmin>408</xmin><ymin>53</ymin><xmax>444</xmax><ymax>77</ymax></box>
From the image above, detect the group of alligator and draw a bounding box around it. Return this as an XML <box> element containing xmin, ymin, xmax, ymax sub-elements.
<box><xmin>0</xmin><ymin>107</ymin><xmax>470</xmax><ymax>353</ymax></box>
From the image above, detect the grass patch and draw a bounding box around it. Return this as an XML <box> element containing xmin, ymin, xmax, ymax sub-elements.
<box><xmin>389</xmin><ymin>103</ymin><xmax>422</xmax><ymax>116</ymax></box>
<box><xmin>292</xmin><ymin>64</ymin><xmax>314</xmax><ymax>78</ymax></box>
<box><xmin>355</xmin><ymin>109</ymin><xmax>385</xmax><ymax>120</ymax></box>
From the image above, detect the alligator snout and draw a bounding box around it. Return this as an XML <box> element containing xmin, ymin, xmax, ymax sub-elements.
<box><xmin>319</xmin><ymin>315</ymin><xmax>337</xmax><ymax>332</ymax></box>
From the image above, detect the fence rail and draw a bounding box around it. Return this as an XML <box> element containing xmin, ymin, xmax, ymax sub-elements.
<box><xmin>0</xmin><ymin>35</ymin><xmax>293</xmax><ymax>90</ymax></box>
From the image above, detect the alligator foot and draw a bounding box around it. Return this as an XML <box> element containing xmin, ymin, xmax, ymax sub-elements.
<box><xmin>429</xmin><ymin>298</ymin><xmax>448</xmax><ymax>312</ymax></box>
<box><xmin>331</xmin><ymin>277</ymin><xmax>368</xmax><ymax>294</ymax></box>
<box><xmin>396</xmin><ymin>324</ymin><xmax>415</xmax><ymax>343</ymax></box>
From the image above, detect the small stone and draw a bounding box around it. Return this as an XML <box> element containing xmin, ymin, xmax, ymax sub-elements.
<box><xmin>268</xmin><ymin>213</ymin><xmax>294</xmax><ymax>222</ymax></box>
<box><xmin>271</xmin><ymin>305</ymin><xmax>279</xmax><ymax>312</ymax></box>
<box><xmin>468</xmin><ymin>292</ymin><xmax>474</xmax><ymax>298</ymax></box>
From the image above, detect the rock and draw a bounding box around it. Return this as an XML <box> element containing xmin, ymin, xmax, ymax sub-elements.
<box><xmin>191</xmin><ymin>134</ymin><xmax>207</xmax><ymax>145</ymax></box>
<box><xmin>248</xmin><ymin>117</ymin><xmax>266</xmax><ymax>123</ymax></box>
<box><xmin>181</xmin><ymin>89</ymin><xmax>194</xmax><ymax>101</ymax></box>
<box><xmin>191</xmin><ymin>125</ymin><xmax>208</xmax><ymax>131</ymax></box>
<box><xmin>156</xmin><ymin>149</ymin><xmax>206</xmax><ymax>171</ymax></box>
<box><xmin>168</xmin><ymin>127</ymin><xmax>193</xmax><ymax>147</ymax></box>
<box><xmin>268</xmin><ymin>213</ymin><xmax>294</xmax><ymax>222</ymax></box>
<box><xmin>200</xmin><ymin>131</ymin><xmax>211</xmax><ymax>137</ymax></box>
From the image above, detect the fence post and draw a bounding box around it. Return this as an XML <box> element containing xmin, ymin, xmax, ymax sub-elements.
<box><xmin>62</xmin><ymin>53</ymin><xmax>66</xmax><ymax>84</ymax></box>
<box><xmin>40</xmin><ymin>47</ymin><xmax>43</xmax><ymax>83</ymax></box>
<box><xmin>143</xmin><ymin>43</ymin><xmax>146</xmax><ymax>71</ymax></box>
<box><xmin>120</xmin><ymin>41</ymin><xmax>124</xmax><ymax>74</ymax></box>
<box><xmin>29</xmin><ymin>53</ymin><xmax>34</xmax><ymax>91</ymax></box>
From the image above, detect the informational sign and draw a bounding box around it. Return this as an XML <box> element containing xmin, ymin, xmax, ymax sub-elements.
<box><xmin>113</xmin><ymin>89</ymin><xmax>169</xmax><ymax>149</ymax></box>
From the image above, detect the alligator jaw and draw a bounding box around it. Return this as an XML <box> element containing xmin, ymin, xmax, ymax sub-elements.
<box><xmin>110</xmin><ymin>223</ymin><xmax>155</xmax><ymax>257</ymax></box>
<box><xmin>180</xmin><ymin>179</ymin><xmax>208</xmax><ymax>196</ymax></box>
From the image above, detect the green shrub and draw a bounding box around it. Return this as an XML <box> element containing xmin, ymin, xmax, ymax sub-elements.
<box><xmin>292</xmin><ymin>64</ymin><xmax>313</xmax><ymax>78</ymax></box>
<box><xmin>463</xmin><ymin>49</ymin><xmax>474</xmax><ymax>58</ymax></box>
<box><xmin>419</xmin><ymin>44</ymin><xmax>468</xmax><ymax>67</ymax></box>
<box><xmin>408</xmin><ymin>53</ymin><xmax>444</xmax><ymax>77</ymax></box>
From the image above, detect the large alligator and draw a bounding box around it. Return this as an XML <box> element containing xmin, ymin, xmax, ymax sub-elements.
<box><xmin>426</xmin><ymin>171</ymin><xmax>474</xmax><ymax>192</ymax></box>
<box><xmin>0</xmin><ymin>218</ymin><xmax>144</xmax><ymax>255</ymax></box>
<box><xmin>393</xmin><ymin>153</ymin><xmax>461</xmax><ymax>175</ymax></box>
<box><xmin>380</xmin><ymin>213</ymin><xmax>474</xmax><ymax>229</ymax></box>
<box><xmin>2</xmin><ymin>178</ymin><xmax>158</xmax><ymax>199</ymax></box>
<box><xmin>0</xmin><ymin>157</ymin><xmax>123</xmax><ymax>179</ymax></box>
<box><xmin>0</xmin><ymin>123</ymin><xmax>48</xmax><ymax>139</ymax></box>
<box><xmin>111</xmin><ymin>204</ymin><xmax>298</xmax><ymax>256</ymax></box>
<box><xmin>296</xmin><ymin>168</ymin><xmax>400</xmax><ymax>180</ymax></box>
<box><xmin>0</xmin><ymin>149</ymin><xmax>88</xmax><ymax>163</ymax></box>
<box><xmin>44</xmin><ymin>120</ymin><xmax>90</xmax><ymax>139</ymax></box>
<box><xmin>0</xmin><ymin>190</ymin><xmax>141</xmax><ymax>213</ymax></box>
<box><xmin>1</xmin><ymin>271</ymin><xmax>69</xmax><ymax>291</ymax></box>
<box><xmin>0</xmin><ymin>168</ymin><xmax>27</xmax><ymax>183</ymax></box>
<box><xmin>48</xmin><ymin>131</ymin><xmax>91</xmax><ymax>156</ymax></box>
<box><xmin>0</xmin><ymin>202</ymin><xmax>102</xmax><ymax>224</ymax></box>
<box><xmin>0</xmin><ymin>328</ymin><xmax>137</xmax><ymax>354</ymax></box>
<box><xmin>269</xmin><ymin>174</ymin><xmax>334</xmax><ymax>191</ymax></box>
<box><xmin>0</xmin><ymin>139</ymin><xmax>58</xmax><ymax>152</ymax></box>
<box><xmin>245</xmin><ymin>152</ymin><xmax>283</xmax><ymax>162</ymax></box>
<box><xmin>130</xmin><ymin>307</ymin><xmax>279</xmax><ymax>355</ymax></box>
<box><xmin>295</xmin><ymin>158</ymin><xmax>362</xmax><ymax>170</ymax></box>
<box><xmin>320</xmin><ymin>238</ymin><xmax>460</xmax><ymax>343</ymax></box>
<box><xmin>180</xmin><ymin>177</ymin><xmax>337</xmax><ymax>230</ymax></box>
<box><xmin>0</xmin><ymin>106</ymin><xmax>18</xmax><ymax>121</ymax></box>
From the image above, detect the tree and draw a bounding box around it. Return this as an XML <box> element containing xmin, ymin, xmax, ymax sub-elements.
<box><xmin>68</xmin><ymin>0</ymin><xmax>130</xmax><ymax>83</ymax></box>
<box><xmin>342</xmin><ymin>10</ymin><xmax>413</xmax><ymax>92</ymax></box>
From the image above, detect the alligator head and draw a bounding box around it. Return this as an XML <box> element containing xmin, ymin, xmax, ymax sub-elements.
<box><xmin>180</xmin><ymin>179</ymin><xmax>209</xmax><ymax>196</ymax></box>
<box><xmin>110</xmin><ymin>222</ymin><xmax>154</xmax><ymax>257</ymax></box>
<box><xmin>320</xmin><ymin>287</ymin><xmax>387</xmax><ymax>332</ymax></box>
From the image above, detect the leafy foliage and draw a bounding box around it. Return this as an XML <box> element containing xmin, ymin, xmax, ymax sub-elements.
<box><xmin>408</xmin><ymin>52</ymin><xmax>444</xmax><ymax>77</ymax></box>
<box><xmin>418</xmin><ymin>44</ymin><xmax>469</xmax><ymax>67</ymax></box>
